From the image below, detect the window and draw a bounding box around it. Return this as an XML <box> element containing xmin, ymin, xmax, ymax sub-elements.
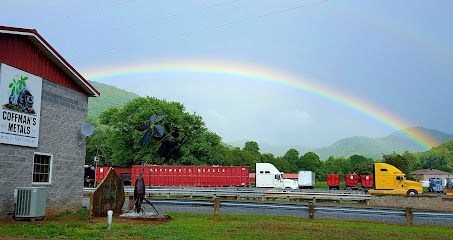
<box><xmin>380</xmin><ymin>169</ymin><xmax>388</xmax><ymax>172</ymax></box>
<box><xmin>265</xmin><ymin>171</ymin><xmax>270</xmax><ymax>174</ymax></box>
<box><xmin>32</xmin><ymin>153</ymin><xmax>52</xmax><ymax>184</ymax></box>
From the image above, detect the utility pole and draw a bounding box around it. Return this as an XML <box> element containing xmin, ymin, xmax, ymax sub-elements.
<box><xmin>94</xmin><ymin>155</ymin><xmax>99</xmax><ymax>188</ymax></box>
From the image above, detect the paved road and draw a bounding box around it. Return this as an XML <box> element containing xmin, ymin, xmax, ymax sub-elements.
<box><xmin>82</xmin><ymin>198</ymin><xmax>453</xmax><ymax>226</ymax></box>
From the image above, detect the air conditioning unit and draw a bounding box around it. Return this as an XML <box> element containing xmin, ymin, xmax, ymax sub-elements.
<box><xmin>14</xmin><ymin>187</ymin><xmax>47</xmax><ymax>221</ymax></box>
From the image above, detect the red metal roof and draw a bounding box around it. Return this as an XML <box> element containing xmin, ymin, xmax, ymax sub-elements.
<box><xmin>0</xmin><ymin>25</ymin><xmax>99</xmax><ymax>97</ymax></box>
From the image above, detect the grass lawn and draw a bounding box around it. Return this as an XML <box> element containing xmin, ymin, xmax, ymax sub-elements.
<box><xmin>0</xmin><ymin>210</ymin><xmax>451</xmax><ymax>240</ymax></box>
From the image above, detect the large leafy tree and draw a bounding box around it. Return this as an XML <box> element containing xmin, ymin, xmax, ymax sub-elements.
<box><xmin>349</xmin><ymin>154</ymin><xmax>374</xmax><ymax>175</ymax></box>
<box><xmin>93</xmin><ymin>97</ymin><xmax>222</xmax><ymax>166</ymax></box>
<box><xmin>298</xmin><ymin>152</ymin><xmax>321</xmax><ymax>172</ymax></box>
<box><xmin>243</xmin><ymin>141</ymin><xmax>260</xmax><ymax>153</ymax></box>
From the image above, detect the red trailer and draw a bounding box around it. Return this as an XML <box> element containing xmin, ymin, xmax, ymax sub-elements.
<box><xmin>344</xmin><ymin>174</ymin><xmax>359</xmax><ymax>190</ymax></box>
<box><xmin>360</xmin><ymin>175</ymin><xmax>374</xmax><ymax>189</ymax></box>
<box><xmin>327</xmin><ymin>174</ymin><xmax>340</xmax><ymax>190</ymax></box>
<box><xmin>95</xmin><ymin>167</ymin><xmax>132</xmax><ymax>185</ymax></box>
<box><xmin>131</xmin><ymin>165</ymin><xmax>250</xmax><ymax>187</ymax></box>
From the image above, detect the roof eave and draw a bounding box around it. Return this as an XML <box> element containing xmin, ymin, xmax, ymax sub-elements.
<box><xmin>0</xmin><ymin>26</ymin><xmax>99</xmax><ymax>97</ymax></box>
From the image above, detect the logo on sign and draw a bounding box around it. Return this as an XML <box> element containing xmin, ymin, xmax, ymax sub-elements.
<box><xmin>0</xmin><ymin>64</ymin><xmax>42</xmax><ymax>147</ymax></box>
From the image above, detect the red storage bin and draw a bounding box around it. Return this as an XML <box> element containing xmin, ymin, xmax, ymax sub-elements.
<box><xmin>344</xmin><ymin>174</ymin><xmax>359</xmax><ymax>189</ymax></box>
<box><xmin>360</xmin><ymin>175</ymin><xmax>374</xmax><ymax>189</ymax></box>
<box><xmin>131</xmin><ymin>165</ymin><xmax>250</xmax><ymax>187</ymax></box>
<box><xmin>327</xmin><ymin>174</ymin><xmax>340</xmax><ymax>189</ymax></box>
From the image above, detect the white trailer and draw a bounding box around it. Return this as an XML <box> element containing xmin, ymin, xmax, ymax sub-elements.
<box><xmin>298</xmin><ymin>171</ymin><xmax>315</xmax><ymax>189</ymax></box>
<box><xmin>256</xmin><ymin>163</ymin><xmax>298</xmax><ymax>189</ymax></box>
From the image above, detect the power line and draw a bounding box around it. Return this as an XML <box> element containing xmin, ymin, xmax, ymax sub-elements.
<box><xmin>52</xmin><ymin>0</ymin><xmax>138</xmax><ymax>22</ymax></box>
<box><xmin>76</xmin><ymin>0</ymin><xmax>328</xmax><ymax>60</ymax></box>
<box><xmin>67</xmin><ymin>0</ymin><xmax>241</xmax><ymax>41</ymax></box>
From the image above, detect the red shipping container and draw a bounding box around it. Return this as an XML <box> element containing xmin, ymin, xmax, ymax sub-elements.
<box><xmin>360</xmin><ymin>175</ymin><xmax>374</xmax><ymax>188</ymax></box>
<box><xmin>95</xmin><ymin>167</ymin><xmax>111</xmax><ymax>182</ymax></box>
<box><xmin>96</xmin><ymin>167</ymin><xmax>132</xmax><ymax>183</ymax></box>
<box><xmin>327</xmin><ymin>174</ymin><xmax>340</xmax><ymax>189</ymax></box>
<box><xmin>131</xmin><ymin>165</ymin><xmax>250</xmax><ymax>187</ymax></box>
<box><xmin>344</xmin><ymin>174</ymin><xmax>359</xmax><ymax>189</ymax></box>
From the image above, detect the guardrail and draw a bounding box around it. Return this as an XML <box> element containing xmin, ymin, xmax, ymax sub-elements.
<box><xmin>148</xmin><ymin>198</ymin><xmax>453</xmax><ymax>225</ymax></box>
<box><xmin>83</xmin><ymin>187</ymin><xmax>371</xmax><ymax>202</ymax></box>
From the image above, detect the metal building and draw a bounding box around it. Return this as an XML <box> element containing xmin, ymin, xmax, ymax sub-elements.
<box><xmin>0</xmin><ymin>25</ymin><xmax>99</xmax><ymax>217</ymax></box>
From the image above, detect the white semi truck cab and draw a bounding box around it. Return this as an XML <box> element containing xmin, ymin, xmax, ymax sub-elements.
<box><xmin>256</xmin><ymin>163</ymin><xmax>298</xmax><ymax>189</ymax></box>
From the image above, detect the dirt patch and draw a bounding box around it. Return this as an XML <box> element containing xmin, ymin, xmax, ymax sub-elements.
<box><xmin>0</xmin><ymin>218</ymin><xmax>16</xmax><ymax>224</ymax></box>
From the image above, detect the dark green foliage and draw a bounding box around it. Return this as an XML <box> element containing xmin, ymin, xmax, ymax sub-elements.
<box><xmin>382</xmin><ymin>152</ymin><xmax>414</xmax><ymax>174</ymax></box>
<box><xmin>298</xmin><ymin>152</ymin><xmax>320</xmax><ymax>172</ymax></box>
<box><xmin>88</xmin><ymin>97</ymin><xmax>222</xmax><ymax>166</ymax></box>
<box><xmin>283</xmin><ymin>149</ymin><xmax>300</xmax><ymax>163</ymax></box>
<box><xmin>416</xmin><ymin>140</ymin><xmax>453</xmax><ymax>173</ymax></box>
<box><xmin>243</xmin><ymin>141</ymin><xmax>260</xmax><ymax>153</ymax></box>
<box><xmin>349</xmin><ymin>155</ymin><xmax>374</xmax><ymax>175</ymax></box>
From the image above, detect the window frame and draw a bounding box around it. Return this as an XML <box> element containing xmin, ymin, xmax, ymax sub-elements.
<box><xmin>31</xmin><ymin>152</ymin><xmax>53</xmax><ymax>185</ymax></box>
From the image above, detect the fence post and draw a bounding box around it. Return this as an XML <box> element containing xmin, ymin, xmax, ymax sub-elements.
<box><xmin>213</xmin><ymin>197</ymin><xmax>221</xmax><ymax>215</ymax></box>
<box><xmin>405</xmin><ymin>208</ymin><xmax>413</xmax><ymax>225</ymax></box>
<box><xmin>308</xmin><ymin>201</ymin><xmax>315</xmax><ymax>220</ymax></box>
<box><xmin>89</xmin><ymin>193</ymin><xmax>94</xmax><ymax>219</ymax></box>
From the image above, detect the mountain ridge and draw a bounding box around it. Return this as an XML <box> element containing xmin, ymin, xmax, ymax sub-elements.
<box><xmin>313</xmin><ymin>127</ymin><xmax>453</xmax><ymax>159</ymax></box>
<box><xmin>87</xmin><ymin>81</ymin><xmax>139</xmax><ymax>121</ymax></box>
<box><xmin>87</xmin><ymin>81</ymin><xmax>453</xmax><ymax>159</ymax></box>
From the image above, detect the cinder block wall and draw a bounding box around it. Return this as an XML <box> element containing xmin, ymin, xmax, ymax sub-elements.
<box><xmin>0</xmin><ymin>79</ymin><xmax>88</xmax><ymax>217</ymax></box>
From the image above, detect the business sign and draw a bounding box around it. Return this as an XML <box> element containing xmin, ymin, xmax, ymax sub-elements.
<box><xmin>0</xmin><ymin>63</ymin><xmax>42</xmax><ymax>147</ymax></box>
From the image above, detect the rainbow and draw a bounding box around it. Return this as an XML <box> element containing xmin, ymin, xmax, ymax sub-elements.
<box><xmin>84</xmin><ymin>59</ymin><xmax>439</xmax><ymax>150</ymax></box>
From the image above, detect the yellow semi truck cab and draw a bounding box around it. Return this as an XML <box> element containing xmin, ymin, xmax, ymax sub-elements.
<box><xmin>368</xmin><ymin>163</ymin><xmax>423</xmax><ymax>195</ymax></box>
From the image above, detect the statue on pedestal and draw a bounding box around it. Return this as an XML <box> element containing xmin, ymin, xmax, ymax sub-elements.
<box><xmin>133</xmin><ymin>168</ymin><xmax>146</xmax><ymax>213</ymax></box>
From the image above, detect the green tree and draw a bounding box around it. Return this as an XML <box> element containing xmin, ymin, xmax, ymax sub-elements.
<box><xmin>349</xmin><ymin>154</ymin><xmax>373</xmax><ymax>175</ymax></box>
<box><xmin>243</xmin><ymin>141</ymin><xmax>260</xmax><ymax>153</ymax></box>
<box><xmin>382</xmin><ymin>152</ymin><xmax>413</xmax><ymax>174</ymax></box>
<box><xmin>298</xmin><ymin>152</ymin><xmax>320</xmax><ymax>172</ymax></box>
<box><xmin>95</xmin><ymin>97</ymin><xmax>222</xmax><ymax>166</ymax></box>
<box><xmin>283</xmin><ymin>149</ymin><xmax>299</xmax><ymax>162</ymax></box>
<box><xmin>281</xmin><ymin>149</ymin><xmax>299</xmax><ymax>172</ymax></box>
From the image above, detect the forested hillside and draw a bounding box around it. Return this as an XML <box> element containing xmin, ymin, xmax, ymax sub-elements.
<box><xmin>87</xmin><ymin>81</ymin><xmax>139</xmax><ymax>122</ymax></box>
<box><xmin>314</xmin><ymin>127</ymin><xmax>453</xmax><ymax>159</ymax></box>
<box><xmin>85</xmin><ymin>82</ymin><xmax>452</xmax><ymax>177</ymax></box>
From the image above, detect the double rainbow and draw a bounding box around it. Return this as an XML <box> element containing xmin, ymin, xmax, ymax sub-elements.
<box><xmin>84</xmin><ymin>59</ymin><xmax>439</xmax><ymax>150</ymax></box>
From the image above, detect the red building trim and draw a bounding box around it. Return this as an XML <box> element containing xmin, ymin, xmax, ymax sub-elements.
<box><xmin>0</xmin><ymin>25</ymin><xmax>99</xmax><ymax>97</ymax></box>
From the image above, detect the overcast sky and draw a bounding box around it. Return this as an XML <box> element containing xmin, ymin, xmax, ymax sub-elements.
<box><xmin>2</xmin><ymin>0</ymin><xmax>453</xmax><ymax>148</ymax></box>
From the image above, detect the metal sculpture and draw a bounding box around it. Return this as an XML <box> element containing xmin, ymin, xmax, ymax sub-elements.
<box><xmin>133</xmin><ymin>168</ymin><xmax>146</xmax><ymax>213</ymax></box>
<box><xmin>136</xmin><ymin>114</ymin><xmax>166</xmax><ymax>148</ymax></box>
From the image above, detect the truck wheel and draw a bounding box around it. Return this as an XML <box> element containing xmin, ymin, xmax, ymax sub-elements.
<box><xmin>407</xmin><ymin>190</ymin><xmax>418</xmax><ymax>195</ymax></box>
